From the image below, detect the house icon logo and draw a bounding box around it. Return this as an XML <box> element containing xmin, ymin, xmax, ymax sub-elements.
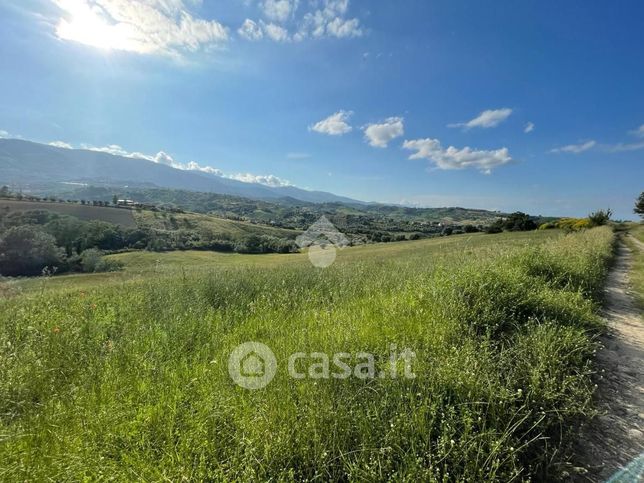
<box><xmin>295</xmin><ymin>216</ymin><xmax>350</xmax><ymax>268</ymax></box>
<box><xmin>228</xmin><ymin>342</ymin><xmax>277</xmax><ymax>390</ymax></box>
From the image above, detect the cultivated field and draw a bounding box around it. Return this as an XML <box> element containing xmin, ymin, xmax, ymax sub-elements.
<box><xmin>0</xmin><ymin>227</ymin><xmax>615</xmax><ymax>480</ymax></box>
<box><xmin>0</xmin><ymin>199</ymin><xmax>137</xmax><ymax>227</ymax></box>
<box><xmin>132</xmin><ymin>209</ymin><xmax>299</xmax><ymax>239</ymax></box>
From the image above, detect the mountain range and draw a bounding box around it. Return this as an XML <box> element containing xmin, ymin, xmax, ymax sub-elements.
<box><xmin>0</xmin><ymin>139</ymin><xmax>362</xmax><ymax>205</ymax></box>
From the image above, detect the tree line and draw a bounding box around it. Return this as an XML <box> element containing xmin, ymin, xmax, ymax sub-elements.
<box><xmin>0</xmin><ymin>209</ymin><xmax>298</xmax><ymax>277</ymax></box>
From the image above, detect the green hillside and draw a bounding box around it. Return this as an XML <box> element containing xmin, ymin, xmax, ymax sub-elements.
<box><xmin>0</xmin><ymin>198</ymin><xmax>299</xmax><ymax>239</ymax></box>
<box><xmin>0</xmin><ymin>199</ymin><xmax>137</xmax><ymax>227</ymax></box>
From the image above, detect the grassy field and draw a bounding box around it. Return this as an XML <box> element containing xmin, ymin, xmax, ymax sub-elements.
<box><xmin>0</xmin><ymin>198</ymin><xmax>300</xmax><ymax>240</ymax></box>
<box><xmin>0</xmin><ymin>199</ymin><xmax>137</xmax><ymax>227</ymax></box>
<box><xmin>133</xmin><ymin>209</ymin><xmax>299</xmax><ymax>239</ymax></box>
<box><xmin>624</xmin><ymin>223</ymin><xmax>644</xmax><ymax>309</ymax></box>
<box><xmin>0</xmin><ymin>227</ymin><xmax>615</xmax><ymax>480</ymax></box>
<box><xmin>4</xmin><ymin>230</ymin><xmax>559</xmax><ymax>295</ymax></box>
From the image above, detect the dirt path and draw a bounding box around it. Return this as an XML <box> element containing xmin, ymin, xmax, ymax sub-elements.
<box><xmin>627</xmin><ymin>233</ymin><xmax>644</xmax><ymax>252</ymax></box>
<box><xmin>574</xmin><ymin>241</ymin><xmax>644</xmax><ymax>481</ymax></box>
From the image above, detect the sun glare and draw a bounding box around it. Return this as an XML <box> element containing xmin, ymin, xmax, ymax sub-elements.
<box><xmin>55</xmin><ymin>1</ymin><xmax>134</xmax><ymax>52</ymax></box>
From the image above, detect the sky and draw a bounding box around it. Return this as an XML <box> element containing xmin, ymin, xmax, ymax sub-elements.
<box><xmin>0</xmin><ymin>0</ymin><xmax>642</xmax><ymax>219</ymax></box>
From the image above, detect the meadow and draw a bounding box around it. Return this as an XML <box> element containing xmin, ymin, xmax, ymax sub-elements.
<box><xmin>0</xmin><ymin>227</ymin><xmax>615</xmax><ymax>481</ymax></box>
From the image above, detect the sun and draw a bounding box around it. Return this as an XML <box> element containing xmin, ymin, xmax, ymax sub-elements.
<box><xmin>55</xmin><ymin>1</ymin><xmax>136</xmax><ymax>52</ymax></box>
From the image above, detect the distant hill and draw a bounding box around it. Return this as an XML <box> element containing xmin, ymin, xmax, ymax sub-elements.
<box><xmin>0</xmin><ymin>198</ymin><xmax>300</xmax><ymax>240</ymax></box>
<box><xmin>0</xmin><ymin>139</ymin><xmax>361</xmax><ymax>205</ymax></box>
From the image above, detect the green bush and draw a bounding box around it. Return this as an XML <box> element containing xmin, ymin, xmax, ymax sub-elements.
<box><xmin>80</xmin><ymin>248</ymin><xmax>123</xmax><ymax>273</ymax></box>
<box><xmin>588</xmin><ymin>208</ymin><xmax>612</xmax><ymax>227</ymax></box>
<box><xmin>0</xmin><ymin>225</ymin><xmax>64</xmax><ymax>276</ymax></box>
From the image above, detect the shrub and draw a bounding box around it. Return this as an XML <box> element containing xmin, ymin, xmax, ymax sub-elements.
<box><xmin>80</xmin><ymin>248</ymin><xmax>123</xmax><ymax>273</ymax></box>
<box><xmin>485</xmin><ymin>220</ymin><xmax>504</xmax><ymax>233</ymax></box>
<box><xmin>588</xmin><ymin>208</ymin><xmax>612</xmax><ymax>227</ymax></box>
<box><xmin>538</xmin><ymin>222</ymin><xmax>556</xmax><ymax>230</ymax></box>
<box><xmin>556</xmin><ymin>218</ymin><xmax>592</xmax><ymax>232</ymax></box>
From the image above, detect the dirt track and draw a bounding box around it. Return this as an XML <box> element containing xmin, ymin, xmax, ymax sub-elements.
<box><xmin>574</xmin><ymin>241</ymin><xmax>643</xmax><ymax>481</ymax></box>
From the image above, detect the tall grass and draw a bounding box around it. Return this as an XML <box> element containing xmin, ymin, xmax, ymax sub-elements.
<box><xmin>0</xmin><ymin>227</ymin><xmax>614</xmax><ymax>481</ymax></box>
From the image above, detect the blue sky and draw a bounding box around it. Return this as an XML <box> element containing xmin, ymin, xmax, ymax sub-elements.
<box><xmin>0</xmin><ymin>0</ymin><xmax>642</xmax><ymax>219</ymax></box>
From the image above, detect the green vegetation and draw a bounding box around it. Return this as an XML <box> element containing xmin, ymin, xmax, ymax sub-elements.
<box><xmin>625</xmin><ymin>223</ymin><xmax>644</xmax><ymax>310</ymax></box>
<box><xmin>23</xmin><ymin>183</ymin><xmax>547</xmax><ymax>241</ymax></box>
<box><xmin>485</xmin><ymin>211</ymin><xmax>538</xmax><ymax>233</ymax></box>
<box><xmin>0</xmin><ymin>225</ymin><xmax>64</xmax><ymax>276</ymax></box>
<box><xmin>0</xmin><ymin>227</ymin><xmax>614</xmax><ymax>480</ymax></box>
<box><xmin>0</xmin><ymin>202</ymin><xmax>304</xmax><ymax>277</ymax></box>
<box><xmin>634</xmin><ymin>192</ymin><xmax>644</xmax><ymax>219</ymax></box>
<box><xmin>587</xmin><ymin>208</ymin><xmax>612</xmax><ymax>227</ymax></box>
<box><xmin>545</xmin><ymin>209</ymin><xmax>613</xmax><ymax>233</ymax></box>
<box><xmin>3</xmin><ymin>230</ymin><xmax>560</xmax><ymax>295</ymax></box>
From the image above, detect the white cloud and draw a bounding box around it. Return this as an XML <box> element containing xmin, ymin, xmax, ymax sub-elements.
<box><xmin>238</xmin><ymin>19</ymin><xmax>263</xmax><ymax>40</ymax></box>
<box><xmin>629</xmin><ymin>124</ymin><xmax>644</xmax><ymax>138</ymax></box>
<box><xmin>52</xmin><ymin>0</ymin><xmax>228</xmax><ymax>57</ymax></box>
<box><xmin>262</xmin><ymin>21</ymin><xmax>289</xmax><ymax>41</ymax></box>
<box><xmin>49</xmin><ymin>140</ymin><xmax>73</xmax><ymax>149</ymax></box>
<box><xmin>185</xmin><ymin>161</ymin><xmax>223</xmax><ymax>176</ymax></box>
<box><xmin>605</xmin><ymin>141</ymin><xmax>644</xmax><ymax>153</ymax></box>
<box><xmin>261</xmin><ymin>0</ymin><xmax>298</xmax><ymax>23</ymax></box>
<box><xmin>550</xmin><ymin>140</ymin><xmax>596</xmax><ymax>154</ymax></box>
<box><xmin>238</xmin><ymin>19</ymin><xmax>289</xmax><ymax>42</ymax></box>
<box><xmin>403</xmin><ymin>138</ymin><xmax>513</xmax><ymax>174</ymax></box>
<box><xmin>0</xmin><ymin>129</ymin><xmax>22</xmax><ymax>139</ymax></box>
<box><xmin>363</xmin><ymin>117</ymin><xmax>404</xmax><ymax>148</ymax></box>
<box><xmin>81</xmin><ymin>143</ymin><xmax>129</xmax><ymax>156</ymax></box>
<box><xmin>238</xmin><ymin>0</ymin><xmax>362</xmax><ymax>42</ymax></box>
<box><xmin>310</xmin><ymin>110</ymin><xmax>353</xmax><ymax>135</ymax></box>
<box><xmin>448</xmin><ymin>108</ymin><xmax>513</xmax><ymax>129</ymax></box>
<box><xmin>295</xmin><ymin>0</ymin><xmax>362</xmax><ymax>40</ymax></box>
<box><xmin>50</xmin><ymin>139</ymin><xmax>291</xmax><ymax>187</ymax></box>
<box><xmin>227</xmin><ymin>173</ymin><xmax>292</xmax><ymax>187</ymax></box>
<box><xmin>524</xmin><ymin>122</ymin><xmax>534</xmax><ymax>133</ymax></box>
<box><xmin>152</xmin><ymin>151</ymin><xmax>177</xmax><ymax>166</ymax></box>
<box><xmin>79</xmin><ymin>143</ymin><xmax>187</xmax><ymax>168</ymax></box>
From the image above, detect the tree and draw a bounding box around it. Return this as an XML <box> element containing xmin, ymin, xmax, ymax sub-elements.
<box><xmin>113</xmin><ymin>195</ymin><xmax>119</xmax><ymax>205</ymax></box>
<box><xmin>0</xmin><ymin>226</ymin><xmax>64</xmax><ymax>276</ymax></box>
<box><xmin>0</xmin><ymin>186</ymin><xmax>9</xmax><ymax>197</ymax></box>
<box><xmin>635</xmin><ymin>192</ymin><xmax>644</xmax><ymax>219</ymax></box>
<box><xmin>503</xmin><ymin>212</ymin><xmax>537</xmax><ymax>231</ymax></box>
<box><xmin>588</xmin><ymin>209</ymin><xmax>612</xmax><ymax>227</ymax></box>
<box><xmin>485</xmin><ymin>220</ymin><xmax>503</xmax><ymax>234</ymax></box>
